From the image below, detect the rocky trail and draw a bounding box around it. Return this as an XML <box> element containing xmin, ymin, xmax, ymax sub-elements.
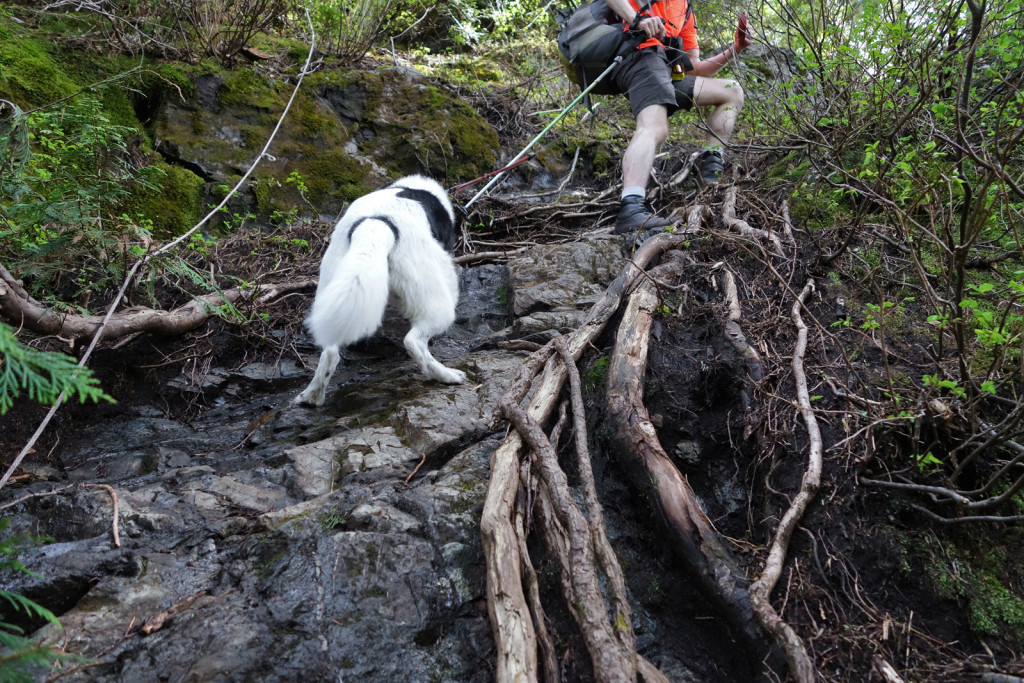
<box><xmin>1</xmin><ymin>74</ymin><xmax>1022</xmax><ymax>678</ymax></box>
<box><xmin>2</xmin><ymin>229</ymin><xmax>766</xmax><ymax>681</ymax></box>
<box><xmin>4</xmin><ymin>181</ymin><xmax>1020</xmax><ymax>681</ymax></box>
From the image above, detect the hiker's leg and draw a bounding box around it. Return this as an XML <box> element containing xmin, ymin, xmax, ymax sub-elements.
<box><xmin>692</xmin><ymin>76</ymin><xmax>745</xmax><ymax>147</ymax></box>
<box><xmin>622</xmin><ymin>104</ymin><xmax>669</xmax><ymax>189</ymax></box>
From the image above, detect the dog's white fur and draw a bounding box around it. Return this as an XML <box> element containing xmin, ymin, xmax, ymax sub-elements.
<box><xmin>293</xmin><ymin>175</ymin><xmax>466</xmax><ymax>407</ymax></box>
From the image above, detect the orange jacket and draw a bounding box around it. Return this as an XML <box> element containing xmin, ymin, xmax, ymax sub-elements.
<box><xmin>627</xmin><ymin>0</ymin><xmax>698</xmax><ymax>52</ymax></box>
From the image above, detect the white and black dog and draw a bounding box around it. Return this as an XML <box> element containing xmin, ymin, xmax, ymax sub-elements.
<box><xmin>293</xmin><ymin>175</ymin><xmax>466</xmax><ymax>407</ymax></box>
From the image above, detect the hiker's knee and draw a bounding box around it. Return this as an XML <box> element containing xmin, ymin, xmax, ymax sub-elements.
<box><xmin>635</xmin><ymin>105</ymin><xmax>669</xmax><ymax>145</ymax></box>
<box><xmin>722</xmin><ymin>79</ymin><xmax>744</xmax><ymax>109</ymax></box>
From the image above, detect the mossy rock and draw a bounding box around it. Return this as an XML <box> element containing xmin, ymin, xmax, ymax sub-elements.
<box><xmin>0</xmin><ymin>18</ymin><xmax>79</xmax><ymax>107</ymax></box>
<box><xmin>917</xmin><ymin>535</ymin><xmax>1024</xmax><ymax>645</ymax></box>
<box><xmin>125</xmin><ymin>161</ymin><xmax>206</xmax><ymax>237</ymax></box>
<box><xmin>151</xmin><ymin>65</ymin><xmax>499</xmax><ymax>222</ymax></box>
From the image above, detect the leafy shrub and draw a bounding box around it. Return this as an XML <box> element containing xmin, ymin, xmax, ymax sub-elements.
<box><xmin>42</xmin><ymin>0</ymin><xmax>295</xmax><ymax>61</ymax></box>
<box><xmin>0</xmin><ymin>96</ymin><xmax>161</xmax><ymax>299</ymax></box>
<box><xmin>310</xmin><ymin>0</ymin><xmax>398</xmax><ymax>61</ymax></box>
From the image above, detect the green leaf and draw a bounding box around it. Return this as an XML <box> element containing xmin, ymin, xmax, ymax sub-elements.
<box><xmin>0</xmin><ymin>323</ymin><xmax>114</xmax><ymax>415</ymax></box>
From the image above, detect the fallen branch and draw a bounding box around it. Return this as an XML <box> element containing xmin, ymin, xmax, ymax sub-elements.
<box><xmin>748</xmin><ymin>279</ymin><xmax>819</xmax><ymax>683</ymax></box>
<box><xmin>139</xmin><ymin>590</ymin><xmax>209</xmax><ymax>635</ymax></box>
<box><xmin>0</xmin><ymin>484</ymin><xmax>73</xmax><ymax>512</ymax></box>
<box><xmin>0</xmin><ymin>265</ymin><xmax>316</xmax><ymax>342</ymax></box>
<box><xmin>454</xmin><ymin>249</ymin><xmax>527</xmax><ymax>265</ymax></box>
<box><xmin>82</xmin><ymin>483</ymin><xmax>121</xmax><ymax>548</ymax></box>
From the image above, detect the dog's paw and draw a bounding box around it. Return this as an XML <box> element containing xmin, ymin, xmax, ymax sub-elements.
<box><xmin>292</xmin><ymin>390</ymin><xmax>325</xmax><ymax>407</ymax></box>
<box><xmin>431</xmin><ymin>366</ymin><xmax>467</xmax><ymax>384</ymax></box>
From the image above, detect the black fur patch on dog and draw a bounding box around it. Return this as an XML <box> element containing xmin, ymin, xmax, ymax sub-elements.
<box><xmin>348</xmin><ymin>215</ymin><xmax>401</xmax><ymax>243</ymax></box>
<box><xmin>396</xmin><ymin>188</ymin><xmax>455</xmax><ymax>251</ymax></box>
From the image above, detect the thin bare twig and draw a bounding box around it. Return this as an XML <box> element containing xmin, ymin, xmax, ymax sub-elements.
<box><xmin>82</xmin><ymin>483</ymin><xmax>121</xmax><ymax>548</ymax></box>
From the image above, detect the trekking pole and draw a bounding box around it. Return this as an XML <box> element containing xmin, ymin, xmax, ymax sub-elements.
<box><xmin>462</xmin><ymin>55</ymin><xmax>623</xmax><ymax>211</ymax></box>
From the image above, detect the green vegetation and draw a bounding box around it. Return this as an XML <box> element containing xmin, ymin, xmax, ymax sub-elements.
<box><xmin>0</xmin><ymin>21</ymin><xmax>78</xmax><ymax>107</ymax></box>
<box><xmin>584</xmin><ymin>356</ymin><xmax>610</xmax><ymax>391</ymax></box>
<box><xmin>0</xmin><ymin>323</ymin><xmax>113</xmax><ymax>415</ymax></box>
<box><xmin>0</xmin><ymin>519</ymin><xmax>71</xmax><ymax>680</ymax></box>
<box><xmin>921</xmin><ymin>537</ymin><xmax>1024</xmax><ymax>644</ymax></box>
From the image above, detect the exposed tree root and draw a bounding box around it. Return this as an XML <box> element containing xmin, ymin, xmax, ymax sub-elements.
<box><xmin>780</xmin><ymin>200</ymin><xmax>797</xmax><ymax>248</ymax></box>
<box><xmin>514</xmin><ymin>493</ymin><xmax>558</xmax><ymax>683</ymax></box>
<box><xmin>498</xmin><ymin>398</ymin><xmax>639</xmax><ymax>681</ymax></box>
<box><xmin>749</xmin><ymin>279</ymin><xmax>820</xmax><ymax>683</ymax></box>
<box><xmin>482</xmin><ymin>217</ymin><xmax>703</xmax><ymax>682</ymax></box>
<box><xmin>0</xmin><ymin>262</ymin><xmax>316</xmax><ymax>343</ymax></box>
<box><xmin>716</xmin><ymin>264</ymin><xmax>763</xmax><ymax>422</ymax></box>
<box><xmin>603</xmin><ymin>252</ymin><xmax>772</xmax><ymax>668</ymax></box>
<box><xmin>722</xmin><ymin>184</ymin><xmax>785</xmax><ymax>256</ymax></box>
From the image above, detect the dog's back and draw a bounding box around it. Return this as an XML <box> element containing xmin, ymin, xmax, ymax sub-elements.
<box><xmin>294</xmin><ymin>176</ymin><xmax>465</xmax><ymax>407</ymax></box>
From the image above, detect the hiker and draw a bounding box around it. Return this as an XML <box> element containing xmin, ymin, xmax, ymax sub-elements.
<box><xmin>603</xmin><ymin>0</ymin><xmax>753</xmax><ymax>233</ymax></box>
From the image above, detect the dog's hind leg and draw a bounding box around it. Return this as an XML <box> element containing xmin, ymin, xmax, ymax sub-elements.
<box><xmin>293</xmin><ymin>345</ymin><xmax>342</xmax><ymax>406</ymax></box>
<box><xmin>404</xmin><ymin>324</ymin><xmax>466</xmax><ymax>384</ymax></box>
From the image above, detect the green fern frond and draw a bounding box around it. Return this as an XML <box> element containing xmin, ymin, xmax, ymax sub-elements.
<box><xmin>0</xmin><ymin>592</ymin><xmax>57</xmax><ymax>626</ymax></box>
<box><xmin>152</xmin><ymin>255</ymin><xmax>246</xmax><ymax>322</ymax></box>
<box><xmin>0</xmin><ymin>518</ymin><xmax>74</xmax><ymax>679</ymax></box>
<box><xmin>0</xmin><ymin>634</ymin><xmax>59</xmax><ymax>683</ymax></box>
<box><xmin>0</xmin><ymin>323</ymin><xmax>114</xmax><ymax>415</ymax></box>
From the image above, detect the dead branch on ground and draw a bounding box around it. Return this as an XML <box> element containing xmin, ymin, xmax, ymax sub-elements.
<box><xmin>0</xmin><ymin>263</ymin><xmax>316</xmax><ymax>343</ymax></box>
<box><xmin>82</xmin><ymin>483</ymin><xmax>121</xmax><ymax>548</ymax></box>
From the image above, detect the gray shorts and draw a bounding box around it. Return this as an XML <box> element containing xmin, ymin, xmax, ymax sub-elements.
<box><xmin>610</xmin><ymin>47</ymin><xmax>696</xmax><ymax>117</ymax></box>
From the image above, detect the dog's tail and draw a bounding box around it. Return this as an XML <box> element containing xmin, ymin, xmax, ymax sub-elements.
<box><xmin>306</xmin><ymin>218</ymin><xmax>396</xmax><ymax>349</ymax></box>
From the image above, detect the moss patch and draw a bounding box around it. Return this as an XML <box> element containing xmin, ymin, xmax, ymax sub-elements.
<box><xmin>126</xmin><ymin>161</ymin><xmax>205</xmax><ymax>237</ymax></box>
<box><xmin>219</xmin><ymin>68</ymin><xmax>287</xmax><ymax>110</ymax></box>
<box><xmin>301</xmin><ymin>148</ymin><xmax>373</xmax><ymax>204</ymax></box>
<box><xmin>907</xmin><ymin>532</ymin><xmax>1024</xmax><ymax>645</ymax></box>
<box><xmin>371</xmin><ymin>67</ymin><xmax>499</xmax><ymax>183</ymax></box>
<box><xmin>0</xmin><ymin>18</ymin><xmax>79</xmax><ymax>107</ymax></box>
<box><xmin>153</xmin><ymin>65</ymin><xmax>499</xmax><ymax>219</ymax></box>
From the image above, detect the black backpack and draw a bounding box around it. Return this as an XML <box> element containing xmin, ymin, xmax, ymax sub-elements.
<box><xmin>557</xmin><ymin>0</ymin><xmax>635</xmax><ymax>94</ymax></box>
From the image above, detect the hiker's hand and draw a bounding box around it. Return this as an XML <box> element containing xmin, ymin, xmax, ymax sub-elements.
<box><xmin>634</xmin><ymin>13</ymin><xmax>665</xmax><ymax>40</ymax></box>
<box><xmin>734</xmin><ymin>11</ymin><xmax>753</xmax><ymax>51</ymax></box>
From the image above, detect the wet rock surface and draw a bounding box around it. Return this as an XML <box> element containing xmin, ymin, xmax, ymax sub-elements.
<box><xmin>0</xmin><ymin>240</ymin><xmax>718</xmax><ymax>681</ymax></box>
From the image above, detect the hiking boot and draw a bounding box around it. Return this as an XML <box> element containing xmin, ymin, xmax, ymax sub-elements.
<box><xmin>696</xmin><ymin>149</ymin><xmax>725</xmax><ymax>186</ymax></box>
<box><xmin>614</xmin><ymin>195</ymin><xmax>677</xmax><ymax>235</ymax></box>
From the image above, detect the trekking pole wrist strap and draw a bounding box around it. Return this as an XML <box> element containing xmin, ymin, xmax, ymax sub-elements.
<box><xmin>628</xmin><ymin>10</ymin><xmax>652</xmax><ymax>30</ymax></box>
